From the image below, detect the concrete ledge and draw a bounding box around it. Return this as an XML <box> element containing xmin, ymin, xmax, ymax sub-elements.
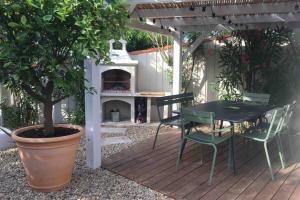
<box><xmin>0</xmin><ymin>127</ymin><xmax>15</xmax><ymax>150</ymax></box>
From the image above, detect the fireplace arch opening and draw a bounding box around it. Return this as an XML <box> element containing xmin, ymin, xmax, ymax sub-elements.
<box><xmin>102</xmin><ymin>69</ymin><xmax>131</xmax><ymax>92</ymax></box>
<box><xmin>102</xmin><ymin>100</ymin><xmax>131</xmax><ymax>122</ymax></box>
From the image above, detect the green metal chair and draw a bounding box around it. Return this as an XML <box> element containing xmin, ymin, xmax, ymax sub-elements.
<box><xmin>153</xmin><ymin>93</ymin><xmax>194</xmax><ymax>149</ymax></box>
<box><xmin>239</xmin><ymin>107</ymin><xmax>286</xmax><ymax>180</ymax></box>
<box><xmin>277</xmin><ymin>102</ymin><xmax>297</xmax><ymax>160</ymax></box>
<box><xmin>242</xmin><ymin>92</ymin><xmax>271</xmax><ymax>127</ymax></box>
<box><xmin>176</xmin><ymin>107</ymin><xmax>232</xmax><ymax>185</ymax></box>
<box><xmin>242</xmin><ymin>92</ymin><xmax>270</xmax><ymax>105</ymax></box>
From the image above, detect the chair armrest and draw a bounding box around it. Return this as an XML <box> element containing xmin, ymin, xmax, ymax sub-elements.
<box><xmin>213</xmin><ymin>126</ymin><xmax>234</xmax><ymax>133</ymax></box>
<box><xmin>172</xmin><ymin>110</ymin><xmax>180</xmax><ymax>115</ymax></box>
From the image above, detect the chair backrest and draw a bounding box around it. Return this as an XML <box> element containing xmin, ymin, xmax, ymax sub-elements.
<box><xmin>181</xmin><ymin>107</ymin><xmax>216</xmax><ymax>140</ymax></box>
<box><xmin>243</xmin><ymin>92</ymin><xmax>270</xmax><ymax>105</ymax></box>
<box><xmin>265</xmin><ymin>107</ymin><xmax>285</xmax><ymax>140</ymax></box>
<box><xmin>278</xmin><ymin>101</ymin><xmax>297</xmax><ymax>132</ymax></box>
<box><xmin>156</xmin><ymin>93</ymin><xmax>194</xmax><ymax>120</ymax></box>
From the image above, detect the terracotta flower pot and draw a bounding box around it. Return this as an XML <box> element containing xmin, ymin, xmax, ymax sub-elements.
<box><xmin>12</xmin><ymin>124</ymin><xmax>83</xmax><ymax>192</ymax></box>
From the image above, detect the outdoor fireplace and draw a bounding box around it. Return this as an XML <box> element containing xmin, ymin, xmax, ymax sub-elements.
<box><xmin>98</xmin><ymin>39</ymin><xmax>165</xmax><ymax>123</ymax></box>
<box><xmin>102</xmin><ymin>69</ymin><xmax>131</xmax><ymax>92</ymax></box>
<box><xmin>99</xmin><ymin>39</ymin><xmax>138</xmax><ymax>123</ymax></box>
<box><xmin>102</xmin><ymin>100</ymin><xmax>132</xmax><ymax>122</ymax></box>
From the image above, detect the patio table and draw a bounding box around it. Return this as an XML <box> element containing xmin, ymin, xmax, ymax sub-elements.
<box><xmin>187</xmin><ymin>100</ymin><xmax>275</xmax><ymax>175</ymax></box>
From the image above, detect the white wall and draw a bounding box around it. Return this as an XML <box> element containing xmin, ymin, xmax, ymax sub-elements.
<box><xmin>130</xmin><ymin>50</ymin><xmax>172</xmax><ymax>93</ymax></box>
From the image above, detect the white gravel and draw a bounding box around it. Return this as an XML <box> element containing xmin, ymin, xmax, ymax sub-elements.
<box><xmin>0</xmin><ymin>124</ymin><xmax>173</xmax><ymax>200</ymax></box>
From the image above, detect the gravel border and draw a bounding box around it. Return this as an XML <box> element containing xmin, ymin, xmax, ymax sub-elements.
<box><xmin>0</xmin><ymin>124</ymin><xmax>174</xmax><ymax>200</ymax></box>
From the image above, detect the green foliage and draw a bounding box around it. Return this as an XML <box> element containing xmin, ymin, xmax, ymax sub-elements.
<box><xmin>125</xmin><ymin>28</ymin><xmax>172</xmax><ymax>53</ymax></box>
<box><xmin>0</xmin><ymin>95</ymin><xmax>38</xmax><ymax>129</ymax></box>
<box><xmin>217</xmin><ymin>27</ymin><xmax>298</xmax><ymax>104</ymax></box>
<box><xmin>63</xmin><ymin>68</ymin><xmax>86</xmax><ymax>125</ymax></box>
<box><xmin>0</xmin><ymin>0</ymin><xmax>127</xmax><ymax>133</ymax></box>
<box><xmin>181</xmin><ymin>32</ymin><xmax>208</xmax><ymax>95</ymax></box>
<box><xmin>64</xmin><ymin>106</ymin><xmax>85</xmax><ymax>125</ymax></box>
<box><xmin>125</xmin><ymin>29</ymin><xmax>154</xmax><ymax>51</ymax></box>
<box><xmin>263</xmin><ymin>34</ymin><xmax>300</xmax><ymax>105</ymax></box>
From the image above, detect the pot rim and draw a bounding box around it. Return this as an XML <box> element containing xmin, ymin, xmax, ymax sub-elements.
<box><xmin>12</xmin><ymin>124</ymin><xmax>84</xmax><ymax>144</ymax></box>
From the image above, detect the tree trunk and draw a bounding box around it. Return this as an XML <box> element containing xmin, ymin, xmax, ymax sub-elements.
<box><xmin>44</xmin><ymin>102</ymin><xmax>54</xmax><ymax>136</ymax></box>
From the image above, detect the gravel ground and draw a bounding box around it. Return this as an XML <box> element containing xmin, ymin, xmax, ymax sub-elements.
<box><xmin>0</xmin><ymin>124</ymin><xmax>173</xmax><ymax>200</ymax></box>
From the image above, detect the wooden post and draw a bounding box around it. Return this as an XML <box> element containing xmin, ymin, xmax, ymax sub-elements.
<box><xmin>172</xmin><ymin>31</ymin><xmax>182</xmax><ymax>111</ymax></box>
<box><xmin>84</xmin><ymin>58</ymin><xmax>102</xmax><ymax>169</ymax></box>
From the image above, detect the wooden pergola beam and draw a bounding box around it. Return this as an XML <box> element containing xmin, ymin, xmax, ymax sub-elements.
<box><xmin>182</xmin><ymin>32</ymin><xmax>210</xmax><ymax>60</ymax></box>
<box><xmin>129</xmin><ymin>0</ymin><xmax>193</xmax><ymax>4</ymax></box>
<box><xmin>129</xmin><ymin>20</ymin><xmax>172</xmax><ymax>35</ymax></box>
<box><xmin>131</xmin><ymin>3</ymin><xmax>296</xmax><ymax>19</ymax></box>
<box><xmin>179</xmin><ymin>22</ymin><xmax>300</xmax><ymax>32</ymax></box>
<box><xmin>156</xmin><ymin>13</ymin><xmax>300</xmax><ymax>27</ymax></box>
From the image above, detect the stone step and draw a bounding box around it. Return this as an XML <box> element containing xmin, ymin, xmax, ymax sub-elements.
<box><xmin>102</xmin><ymin>136</ymin><xmax>132</xmax><ymax>146</ymax></box>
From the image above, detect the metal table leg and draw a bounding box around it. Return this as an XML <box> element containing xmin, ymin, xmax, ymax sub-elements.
<box><xmin>230</xmin><ymin>122</ymin><xmax>238</xmax><ymax>175</ymax></box>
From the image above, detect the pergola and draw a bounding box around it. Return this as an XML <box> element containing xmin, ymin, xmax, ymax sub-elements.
<box><xmin>84</xmin><ymin>0</ymin><xmax>300</xmax><ymax>169</ymax></box>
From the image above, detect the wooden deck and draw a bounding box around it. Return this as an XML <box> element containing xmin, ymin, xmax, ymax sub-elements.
<box><xmin>103</xmin><ymin>129</ymin><xmax>300</xmax><ymax>200</ymax></box>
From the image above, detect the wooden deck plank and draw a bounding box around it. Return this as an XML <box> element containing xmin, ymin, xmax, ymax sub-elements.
<box><xmin>103</xmin><ymin>129</ymin><xmax>180</xmax><ymax>168</ymax></box>
<box><xmin>163</xmin><ymin>141</ymin><xmax>246</xmax><ymax>198</ymax></box>
<box><xmin>182</xmin><ymin>144</ymin><xmax>259</xmax><ymax>200</ymax></box>
<box><xmin>272</xmin><ymin>163</ymin><xmax>300</xmax><ymax>200</ymax></box>
<box><xmin>289</xmin><ymin>183</ymin><xmax>300</xmax><ymax>200</ymax></box>
<box><xmin>235</xmin><ymin>160</ymin><xmax>282</xmax><ymax>200</ymax></box>
<box><xmin>113</xmin><ymin>136</ymin><xmax>183</xmax><ymax>173</ymax></box>
<box><xmin>143</xmin><ymin>141</ymin><xmax>238</xmax><ymax>190</ymax></box>
<box><xmin>195</xmin><ymin>149</ymin><xmax>265</xmax><ymax>200</ymax></box>
<box><xmin>121</xmin><ymin>142</ymin><xmax>199</xmax><ymax>179</ymax></box>
<box><xmin>135</xmin><ymin>143</ymin><xmax>204</xmax><ymax>183</ymax></box>
<box><xmin>254</xmin><ymin>162</ymin><xmax>298</xmax><ymax>199</ymax></box>
<box><xmin>103</xmin><ymin>129</ymin><xmax>300</xmax><ymax>200</ymax></box>
<box><xmin>141</xmin><ymin>146</ymin><xmax>209</xmax><ymax>186</ymax></box>
<box><xmin>150</xmin><ymin>143</ymin><xmax>231</xmax><ymax>191</ymax></box>
<box><xmin>217</xmin><ymin>146</ymin><xmax>283</xmax><ymax>200</ymax></box>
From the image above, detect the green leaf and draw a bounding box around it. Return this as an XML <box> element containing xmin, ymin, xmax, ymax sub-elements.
<box><xmin>21</xmin><ymin>16</ymin><xmax>27</xmax><ymax>25</ymax></box>
<box><xmin>11</xmin><ymin>4</ymin><xmax>21</xmax><ymax>11</ymax></box>
<box><xmin>16</xmin><ymin>32</ymin><xmax>28</xmax><ymax>41</ymax></box>
<box><xmin>8</xmin><ymin>22</ymin><xmax>19</xmax><ymax>28</ymax></box>
<box><xmin>26</xmin><ymin>0</ymin><xmax>39</xmax><ymax>8</ymax></box>
<box><xmin>43</xmin><ymin>15</ymin><xmax>52</xmax><ymax>22</ymax></box>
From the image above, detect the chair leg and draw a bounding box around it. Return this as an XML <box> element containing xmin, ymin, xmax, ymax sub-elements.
<box><xmin>287</xmin><ymin>133</ymin><xmax>294</xmax><ymax>158</ymax></box>
<box><xmin>219</xmin><ymin>120</ymin><xmax>223</xmax><ymax>137</ymax></box>
<box><xmin>200</xmin><ymin>144</ymin><xmax>203</xmax><ymax>165</ymax></box>
<box><xmin>209</xmin><ymin>145</ymin><xmax>217</xmax><ymax>185</ymax></box>
<box><xmin>152</xmin><ymin>123</ymin><xmax>162</xmax><ymax>149</ymax></box>
<box><xmin>228</xmin><ymin>140</ymin><xmax>232</xmax><ymax>169</ymax></box>
<box><xmin>245</xmin><ymin>138</ymin><xmax>250</xmax><ymax>156</ymax></box>
<box><xmin>276</xmin><ymin>135</ymin><xmax>286</xmax><ymax>169</ymax></box>
<box><xmin>176</xmin><ymin>138</ymin><xmax>187</xmax><ymax>171</ymax></box>
<box><xmin>264</xmin><ymin>142</ymin><xmax>275</xmax><ymax>180</ymax></box>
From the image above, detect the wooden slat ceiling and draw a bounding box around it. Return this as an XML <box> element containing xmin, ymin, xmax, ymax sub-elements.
<box><xmin>129</xmin><ymin>0</ymin><xmax>299</xmax><ymax>34</ymax></box>
<box><xmin>136</xmin><ymin>0</ymin><xmax>291</xmax><ymax>9</ymax></box>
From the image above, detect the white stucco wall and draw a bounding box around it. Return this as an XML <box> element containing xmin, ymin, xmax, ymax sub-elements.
<box><xmin>130</xmin><ymin>50</ymin><xmax>172</xmax><ymax>93</ymax></box>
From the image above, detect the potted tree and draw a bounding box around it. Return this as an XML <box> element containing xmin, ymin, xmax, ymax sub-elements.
<box><xmin>0</xmin><ymin>0</ymin><xmax>127</xmax><ymax>192</ymax></box>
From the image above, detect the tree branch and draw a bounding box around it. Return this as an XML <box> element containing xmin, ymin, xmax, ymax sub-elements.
<box><xmin>52</xmin><ymin>95</ymin><xmax>69</xmax><ymax>105</ymax></box>
<box><xmin>21</xmin><ymin>83</ymin><xmax>46</xmax><ymax>103</ymax></box>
